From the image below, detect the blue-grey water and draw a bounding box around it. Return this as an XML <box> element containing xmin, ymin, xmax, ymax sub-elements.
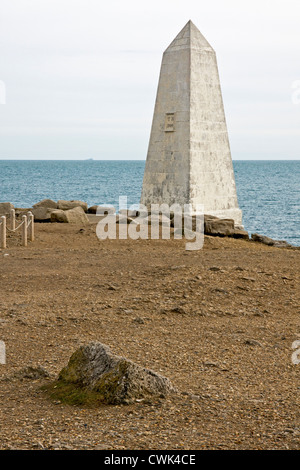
<box><xmin>0</xmin><ymin>160</ymin><xmax>299</xmax><ymax>246</ymax></box>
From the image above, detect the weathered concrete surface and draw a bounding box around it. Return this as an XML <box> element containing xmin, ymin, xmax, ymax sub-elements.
<box><xmin>141</xmin><ymin>20</ymin><xmax>242</xmax><ymax>225</ymax></box>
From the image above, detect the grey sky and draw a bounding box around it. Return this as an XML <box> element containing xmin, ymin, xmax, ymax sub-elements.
<box><xmin>0</xmin><ymin>0</ymin><xmax>299</xmax><ymax>160</ymax></box>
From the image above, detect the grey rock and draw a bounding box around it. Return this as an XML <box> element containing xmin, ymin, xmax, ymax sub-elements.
<box><xmin>244</xmin><ymin>339</ymin><xmax>264</xmax><ymax>347</ymax></box>
<box><xmin>229</xmin><ymin>229</ymin><xmax>249</xmax><ymax>240</ymax></box>
<box><xmin>32</xmin><ymin>206</ymin><xmax>55</xmax><ymax>222</ymax></box>
<box><xmin>89</xmin><ymin>205</ymin><xmax>116</xmax><ymax>215</ymax></box>
<box><xmin>58</xmin><ymin>342</ymin><xmax>176</xmax><ymax>404</ymax></box>
<box><xmin>204</xmin><ymin>216</ymin><xmax>235</xmax><ymax>236</ymax></box>
<box><xmin>251</xmin><ymin>233</ymin><xmax>291</xmax><ymax>247</ymax></box>
<box><xmin>62</xmin><ymin>206</ymin><xmax>89</xmax><ymax>224</ymax></box>
<box><xmin>133</xmin><ymin>317</ymin><xmax>145</xmax><ymax>324</ymax></box>
<box><xmin>51</xmin><ymin>206</ymin><xmax>89</xmax><ymax>224</ymax></box>
<box><xmin>33</xmin><ymin>199</ymin><xmax>58</xmax><ymax>209</ymax></box>
<box><xmin>14</xmin><ymin>365</ymin><xmax>50</xmax><ymax>380</ymax></box>
<box><xmin>50</xmin><ymin>209</ymin><xmax>67</xmax><ymax>223</ymax></box>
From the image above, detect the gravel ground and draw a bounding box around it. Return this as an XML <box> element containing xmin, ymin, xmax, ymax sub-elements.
<box><xmin>0</xmin><ymin>222</ymin><xmax>299</xmax><ymax>450</ymax></box>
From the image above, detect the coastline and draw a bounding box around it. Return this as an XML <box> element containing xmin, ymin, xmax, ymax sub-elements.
<box><xmin>1</xmin><ymin>160</ymin><xmax>299</xmax><ymax>246</ymax></box>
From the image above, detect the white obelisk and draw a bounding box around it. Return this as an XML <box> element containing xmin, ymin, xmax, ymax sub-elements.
<box><xmin>141</xmin><ymin>20</ymin><xmax>242</xmax><ymax>225</ymax></box>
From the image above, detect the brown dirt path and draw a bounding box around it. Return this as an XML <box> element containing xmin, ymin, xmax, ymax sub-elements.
<box><xmin>0</xmin><ymin>222</ymin><xmax>299</xmax><ymax>449</ymax></box>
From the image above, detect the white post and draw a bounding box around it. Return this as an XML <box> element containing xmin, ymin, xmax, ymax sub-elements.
<box><xmin>22</xmin><ymin>215</ymin><xmax>27</xmax><ymax>247</ymax></box>
<box><xmin>0</xmin><ymin>216</ymin><xmax>6</xmax><ymax>249</ymax></box>
<box><xmin>27</xmin><ymin>211</ymin><xmax>34</xmax><ymax>242</ymax></box>
<box><xmin>10</xmin><ymin>209</ymin><xmax>15</xmax><ymax>231</ymax></box>
<box><xmin>0</xmin><ymin>340</ymin><xmax>6</xmax><ymax>365</ymax></box>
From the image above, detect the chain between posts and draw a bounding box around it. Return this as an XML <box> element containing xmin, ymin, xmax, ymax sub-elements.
<box><xmin>0</xmin><ymin>211</ymin><xmax>34</xmax><ymax>248</ymax></box>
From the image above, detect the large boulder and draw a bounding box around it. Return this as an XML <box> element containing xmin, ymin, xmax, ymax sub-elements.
<box><xmin>57</xmin><ymin>200</ymin><xmax>88</xmax><ymax>212</ymax></box>
<box><xmin>50</xmin><ymin>209</ymin><xmax>68</xmax><ymax>223</ymax></box>
<box><xmin>31</xmin><ymin>200</ymin><xmax>58</xmax><ymax>221</ymax></box>
<box><xmin>204</xmin><ymin>216</ymin><xmax>235</xmax><ymax>236</ymax></box>
<box><xmin>56</xmin><ymin>342</ymin><xmax>176</xmax><ymax>405</ymax></box>
<box><xmin>0</xmin><ymin>202</ymin><xmax>14</xmax><ymax>216</ymax></box>
<box><xmin>51</xmin><ymin>206</ymin><xmax>89</xmax><ymax>224</ymax></box>
<box><xmin>32</xmin><ymin>206</ymin><xmax>55</xmax><ymax>222</ymax></box>
<box><xmin>229</xmin><ymin>229</ymin><xmax>249</xmax><ymax>240</ymax></box>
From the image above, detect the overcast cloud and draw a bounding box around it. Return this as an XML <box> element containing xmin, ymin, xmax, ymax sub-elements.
<box><xmin>0</xmin><ymin>0</ymin><xmax>299</xmax><ymax>160</ymax></box>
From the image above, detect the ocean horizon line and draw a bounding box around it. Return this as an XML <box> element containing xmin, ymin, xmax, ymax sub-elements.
<box><xmin>0</xmin><ymin>159</ymin><xmax>299</xmax><ymax>162</ymax></box>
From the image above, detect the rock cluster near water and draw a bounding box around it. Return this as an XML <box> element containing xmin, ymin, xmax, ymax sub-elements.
<box><xmin>53</xmin><ymin>342</ymin><xmax>176</xmax><ymax>405</ymax></box>
<box><xmin>0</xmin><ymin>200</ymin><xmax>294</xmax><ymax>246</ymax></box>
<box><xmin>30</xmin><ymin>199</ymin><xmax>89</xmax><ymax>224</ymax></box>
<box><xmin>170</xmin><ymin>213</ymin><xmax>249</xmax><ymax>240</ymax></box>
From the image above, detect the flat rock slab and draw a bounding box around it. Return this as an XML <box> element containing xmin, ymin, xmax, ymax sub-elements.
<box><xmin>251</xmin><ymin>233</ymin><xmax>291</xmax><ymax>247</ymax></box>
<box><xmin>57</xmin><ymin>342</ymin><xmax>176</xmax><ymax>405</ymax></box>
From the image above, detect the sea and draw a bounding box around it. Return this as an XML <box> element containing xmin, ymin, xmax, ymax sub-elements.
<box><xmin>0</xmin><ymin>160</ymin><xmax>299</xmax><ymax>246</ymax></box>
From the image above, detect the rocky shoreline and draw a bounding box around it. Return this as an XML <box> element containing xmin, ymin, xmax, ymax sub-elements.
<box><xmin>0</xmin><ymin>199</ymin><xmax>295</xmax><ymax>248</ymax></box>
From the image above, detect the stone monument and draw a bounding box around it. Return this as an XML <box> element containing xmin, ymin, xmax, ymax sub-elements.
<box><xmin>140</xmin><ymin>20</ymin><xmax>242</xmax><ymax>225</ymax></box>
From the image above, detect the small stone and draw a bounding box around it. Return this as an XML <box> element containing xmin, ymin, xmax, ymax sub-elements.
<box><xmin>133</xmin><ymin>317</ymin><xmax>145</xmax><ymax>324</ymax></box>
<box><xmin>89</xmin><ymin>205</ymin><xmax>115</xmax><ymax>215</ymax></box>
<box><xmin>244</xmin><ymin>339</ymin><xmax>263</xmax><ymax>347</ymax></box>
<box><xmin>13</xmin><ymin>365</ymin><xmax>50</xmax><ymax>380</ymax></box>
